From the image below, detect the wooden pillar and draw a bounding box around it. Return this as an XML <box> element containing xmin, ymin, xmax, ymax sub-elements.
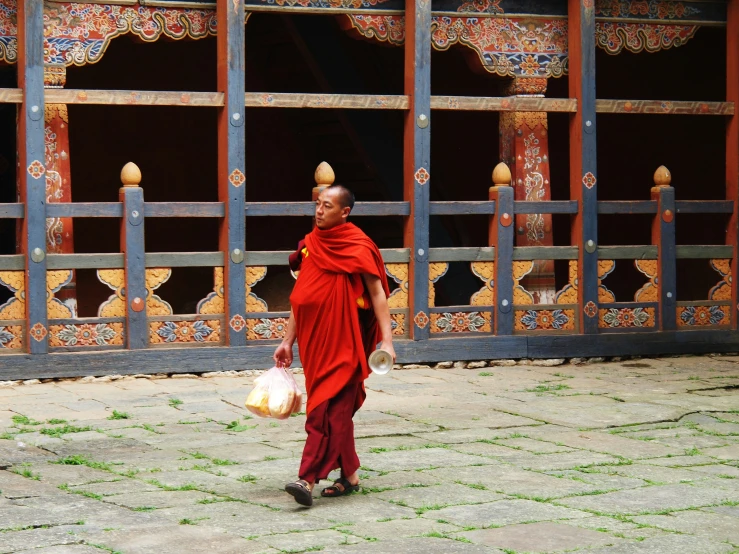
<box><xmin>568</xmin><ymin>0</ymin><xmax>599</xmax><ymax>334</ymax></box>
<box><xmin>499</xmin><ymin>77</ymin><xmax>555</xmax><ymax>304</ymax></box>
<box><xmin>651</xmin><ymin>166</ymin><xmax>677</xmax><ymax>330</ymax></box>
<box><xmin>120</xmin><ymin>163</ymin><xmax>147</xmax><ymax>349</ymax></box>
<box><xmin>404</xmin><ymin>0</ymin><xmax>432</xmax><ymax>340</ymax></box>
<box><xmin>18</xmin><ymin>0</ymin><xmax>48</xmax><ymax>353</ymax></box>
<box><xmin>44</xmin><ymin>64</ymin><xmax>76</xmax><ymax>316</ymax></box>
<box><xmin>217</xmin><ymin>0</ymin><xmax>247</xmax><ymax>345</ymax></box>
<box><xmin>490</xmin><ymin>163</ymin><xmax>514</xmax><ymax>335</ymax></box>
<box><xmin>727</xmin><ymin>0</ymin><xmax>739</xmax><ymax>329</ymax></box>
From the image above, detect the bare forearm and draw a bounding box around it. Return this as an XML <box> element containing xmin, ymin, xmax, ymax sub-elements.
<box><xmin>282</xmin><ymin>309</ymin><xmax>297</xmax><ymax>346</ymax></box>
<box><xmin>366</xmin><ymin>280</ymin><xmax>393</xmax><ymax>343</ymax></box>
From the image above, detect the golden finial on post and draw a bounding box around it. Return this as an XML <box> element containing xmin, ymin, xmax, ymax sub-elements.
<box><xmin>120</xmin><ymin>162</ymin><xmax>142</xmax><ymax>188</ymax></box>
<box><xmin>653</xmin><ymin>165</ymin><xmax>671</xmax><ymax>188</ymax></box>
<box><xmin>492</xmin><ymin>162</ymin><xmax>512</xmax><ymax>187</ymax></box>
<box><xmin>313</xmin><ymin>161</ymin><xmax>335</xmax><ymax>200</ymax></box>
<box><xmin>314</xmin><ymin>161</ymin><xmax>335</xmax><ymax>187</ymax></box>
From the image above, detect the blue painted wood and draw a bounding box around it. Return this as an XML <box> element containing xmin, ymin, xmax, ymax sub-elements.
<box><xmin>218</xmin><ymin>0</ymin><xmax>247</xmax><ymax>347</ymax></box>
<box><xmin>657</xmin><ymin>187</ymin><xmax>677</xmax><ymax>330</ymax></box>
<box><xmin>121</xmin><ymin>187</ymin><xmax>148</xmax><ymax>349</ymax></box>
<box><xmin>405</xmin><ymin>0</ymin><xmax>432</xmax><ymax>340</ymax></box>
<box><xmin>493</xmin><ymin>186</ymin><xmax>514</xmax><ymax>335</ymax></box>
<box><xmin>569</xmin><ymin>0</ymin><xmax>599</xmax><ymax>335</ymax></box>
<box><xmin>18</xmin><ymin>0</ymin><xmax>47</xmax><ymax>354</ymax></box>
<box><xmin>5</xmin><ymin>329</ymin><xmax>739</xmax><ymax>378</ymax></box>
<box><xmin>0</xmin><ymin>204</ymin><xmax>25</xmax><ymax>218</ymax></box>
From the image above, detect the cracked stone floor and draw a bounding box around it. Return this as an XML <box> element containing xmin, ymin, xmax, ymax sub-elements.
<box><xmin>1</xmin><ymin>354</ymin><xmax>738</xmax><ymax>554</ymax></box>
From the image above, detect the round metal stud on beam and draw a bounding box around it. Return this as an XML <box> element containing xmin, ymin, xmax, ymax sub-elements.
<box><xmin>131</xmin><ymin>297</ymin><xmax>145</xmax><ymax>312</ymax></box>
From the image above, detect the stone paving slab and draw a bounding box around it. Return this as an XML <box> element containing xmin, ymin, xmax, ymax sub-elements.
<box><xmin>0</xmin><ymin>356</ymin><xmax>737</xmax><ymax>553</ymax></box>
<box><xmin>457</xmin><ymin>521</ymin><xmax>620</xmax><ymax>552</ymax></box>
<box><xmin>557</xmin><ymin>483</ymin><xmax>736</xmax><ymax>515</ymax></box>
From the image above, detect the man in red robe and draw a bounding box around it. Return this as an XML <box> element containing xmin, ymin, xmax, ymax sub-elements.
<box><xmin>273</xmin><ymin>184</ymin><xmax>395</xmax><ymax>507</ymax></box>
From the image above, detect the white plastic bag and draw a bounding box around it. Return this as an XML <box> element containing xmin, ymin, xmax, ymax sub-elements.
<box><xmin>245</xmin><ymin>365</ymin><xmax>303</xmax><ymax>420</ymax></box>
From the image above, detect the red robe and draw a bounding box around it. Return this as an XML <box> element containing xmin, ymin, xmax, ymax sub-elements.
<box><xmin>289</xmin><ymin>223</ymin><xmax>390</xmax><ymax>415</ymax></box>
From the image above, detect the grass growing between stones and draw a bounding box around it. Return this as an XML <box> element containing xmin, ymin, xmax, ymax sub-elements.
<box><xmin>225</xmin><ymin>420</ymin><xmax>257</xmax><ymax>432</ymax></box>
<box><xmin>525</xmin><ymin>384</ymin><xmax>571</xmax><ymax>394</ymax></box>
<box><xmin>12</xmin><ymin>464</ymin><xmax>40</xmax><ymax>480</ymax></box>
<box><xmin>419</xmin><ymin>531</ymin><xmax>472</xmax><ymax>544</ymax></box>
<box><xmin>237</xmin><ymin>474</ymin><xmax>257</xmax><ymax>483</ymax></box>
<box><xmin>107</xmin><ymin>410</ymin><xmax>130</xmax><ymax>420</ymax></box>
<box><xmin>168</xmin><ymin>398</ymin><xmax>183</xmax><ymax>408</ymax></box>
<box><xmin>87</xmin><ymin>543</ymin><xmax>123</xmax><ymax>554</ymax></box>
<box><xmin>39</xmin><ymin>424</ymin><xmax>92</xmax><ymax>438</ymax></box>
<box><xmin>58</xmin><ymin>483</ymin><xmax>103</xmax><ymax>500</ymax></box>
<box><xmin>53</xmin><ymin>454</ymin><xmax>112</xmax><ymax>472</ymax></box>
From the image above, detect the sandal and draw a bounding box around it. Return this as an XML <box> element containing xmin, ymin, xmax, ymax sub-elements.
<box><xmin>321</xmin><ymin>477</ymin><xmax>360</xmax><ymax>498</ymax></box>
<box><xmin>285</xmin><ymin>479</ymin><xmax>313</xmax><ymax>506</ymax></box>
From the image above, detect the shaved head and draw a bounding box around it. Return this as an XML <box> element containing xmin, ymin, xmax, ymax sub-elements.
<box><xmin>326</xmin><ymin>184</ymin><xmax>355</xmax><ymax>212</ymax></box>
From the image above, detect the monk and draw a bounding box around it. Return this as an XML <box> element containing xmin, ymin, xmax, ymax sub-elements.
<box><xmin>273</xmin><ymin>184</ymin><xmax>396</xmax><ymax>507</ymax></box>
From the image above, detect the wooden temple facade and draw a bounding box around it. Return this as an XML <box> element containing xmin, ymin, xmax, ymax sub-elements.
<box><xmin>0</xmin><ymin>0</ymin><xmax>738</xmax><ymax>378</ymax></box>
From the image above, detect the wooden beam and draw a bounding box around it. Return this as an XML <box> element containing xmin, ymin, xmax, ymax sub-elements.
<box><xmin>245</xmin><ymin>92</ymin><xmax>409</xmax><ymax>109</ymax></box>
<box><xmin>404</xmin><ymin>0</ymin><xmax>432</xmax><ymax>340</ymax></box>
<box><xmin>45</xmin><ymin>89</ymin><xmax>224</xmax><ymax>107</ymax></box>
<box><xmin>513</xmin><ymin>246</ymin><xmax>579</xmax><ymax>260</ymax></box>
<box><xmin>596</xmin><ymin>99</ymin><xmax>734</xmax><ymax>115</ymax></box>
<box><xmin>598</xmin><ymin>201</ymin><xmax>657</xmax><ymax>214</ymax></box>
<box><xmin>18</xmin><ymin>0</ymin><xmax>47</xmax><ymax>353</ymax></box>
<box><xmin>514</xmin><ymin>201</ymin><xmax>579</xmax><ymax>214</ymax></box>
<box><xmin>569</xmin><ymin>0</ymin><xmax>599</xmax><ymax>334</ymax></box>
<box><xmin>598</xmin><ymin>245</ymin><xmax>658</xmax><ymax>259</ymax></box>
<box><xmin>5</xmin><ymin>330</ymin><xmax>739</xmax><ymax>379</ymax></box>
<box><xmin>0</xmin><ymin>88</ymin><xmax>23</xmax><ymax>103</ymax></box>
<box><xmin>675</xmin><ymin>200</ymin><xmax>735</xmax><ymax>214</ymax></box>
<box><xmin>0</xmin><ymin>255</ymin><xmax>25</xmax><ymax>270</ymax></box>
<box><xmin>0</xmin><ymin>204</ymin><xmax>25</xmax><ymax>218</ymax></box>
<box><xmin>489</xmin><ymin>170</ymin><xmax>514</xmax><ymax>336</ymax></box>
<box><xmin>727</xmin><ymin>0</ymin><xmax>739</xmax><ymax>329</ymax></box>
<box><xmin>430</xmin><ymin>96</ymin><xmax>577</xmax><ymax>112</ymax></box>
<box><xmin>429</xmin><ymin>201</ymin><xmax>496</xmax><ymax>215</ymax></box>
<box><xmin>245</xmin><ymin>202</ymin><xmax>410</xmax><ymax>217</ymax></box>
<box><xmin>217</xmin><ymin>0</ymin><xmax>247</xmax><ymax>346</ymax></box>
<box><xmin>428</xmin><ymin>247</ymin><xmax>495</xmax><ymax>262</ymax></box>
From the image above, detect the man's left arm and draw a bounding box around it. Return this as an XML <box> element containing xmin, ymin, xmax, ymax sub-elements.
<box><xmin>361</xmin><ymin>273</ymin><xmax>396</xmax><ymax>362</ymax></box>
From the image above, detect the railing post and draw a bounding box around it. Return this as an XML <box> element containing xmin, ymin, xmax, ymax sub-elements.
<box><xmin>404</xmin><ymin>0</ymin><xmax>432</xmax><ymax>340</ymax></box>
<box><xmin>490</xmin><ymin>163</ymin><xmax>514</xmax><ymax>335</ymax></box>
<box><xmin>727</xmin><ymin>0</ymin><xmax>739</xmax><ymax>329</ymax></box>
<box><xmin>569</xmin><ymin>0</ymin><xmax>599</xmax><ymax>334</ymax></box>
<box><xmin>18</xmin><ymin>0</ymin><xmax>48</xmax><ymax>353</ymax></box>
<box><xmin>120</xmin><ymin>163</ymin><xmax>148</xmax><ymax>349</ymax></box>
<box><xmin>217</xmin><ymin>0</ymin><xmax>247</xmax><ymax>346</ymax></box>
<box><xmin>652</xmin><ymin>166</ymin><xmax>677</xmax><ymax>330</ymax></box>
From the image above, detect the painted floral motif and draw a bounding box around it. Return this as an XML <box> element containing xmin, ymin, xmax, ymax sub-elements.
<box><xmin>414</xmin><ymin>311</ymin><xmax>429</xmax><ymax>329</ymax></box>
<box><xmin>52</xmin><ymin>323</ymin><xmax>120</xmax><ymax>346</ymax></box>
<box><xmin>595</xmin><ymin>0</ymin><xmax>700</xmax><ymax>20</ymax></box>
<box><xmin>470</xmin><ymin>262</ymin><xmax>494</xmax><ymax>306</ymax></box>
<box><xmin>252</xmin><ymin>0</ymin><xmax>392</xmax><ymax>7</ymax></box>
<box><xmin>582</xmin><ymin>172</ymin><xmax>596</xmax><ymax>189</ymax></box>
<box><xmin>229</xmin><ymin>168</ymin><xmax>246</xmax><ymax>187</ymax></box>
<box><xmin>155</xmin><ymin>321</ymin><xmax>215</xmax><ymax>343</ymax></box>
<box><xmin>431</xmin><ymin>17</ymin><xmax>569</xmax><ymax>78</ymax></box>
<box><xmin>415</xmin><ymin>167</ymin><xmax>430</xmax><ymax>185</ymax></box>
<box><xmin>344</xmin><ymin>14</ymin><xmax>405</xmax><ymax>45</ymax></box>
<box><xmin>634</xmin><ymin>260</ymin><xmax>658</xmax><ymax>302</ymax></box>
<box><xmin>596</xmin><ymin>22</ymin><xmax>698</xmax><ymax>55</ymax></box>
<box><xmin>390</xmin><ymin>313</ymin><xmax>406</xmax><ymax>336</ymax></box>
<box><xmin>708</xmin><ymin>259</ymin><xmax>731</xmax><ymax>302</ymax></box>
<box><xmin>30</xmin><ymin>322</ymin><xmax>48</xmax><ymax>342</ymax></box>
<box><xmin>519</xmin><ymin>309</ymin><xmax>570</xmax><ymax>330</ymax></box>
<box><xmin>433</xmin><ymin>311</ymin><xmax>488</xmax><ymax>333</ymax></box>
<box><xmin>27</xmin><ymin>160</ymin><xmax>46</xmax><ymax>179</ymax></box>
<box><xmin>249</xmin><ymin>317</ymin><xmax>289</xmax><ymax>340</ymax></box>
<box><xmin>385</xmin><ymin>263</ymin><xmax>409</xmax><ymax>309</ymax></box>
<box><xmin>584</xmin><ymin>301</ymin><xmax>597</xmax><ymax>318</ymax></box>
<box><xmin>457</xmin><ymin>0</ymin><xmax>504</xmax><ymax>14</ymax></box>
<box><xmin>0</xmin><ymin>325</ymin><xmax>21</xmax><ymax>349</ymax></box>
<box><xmin>230</xmin><ymin>314</ymin><xmax>246</xmax><ymax>332</ymax></box>
<box><xmin>42</xmin><ymin>4</ymin><xmax>219</xmax><ymax>66</ymax></box>
<box><xmin>678</xmin><ymin>305</ymin><xmax>728</xmax><ymax>326</ymax></box>
<box><xmin>600</xmin><ymin>307</ymin><xmax>653</xmax><ymax>328</ymax></box>
<box><xmin>0</xmin><ymin>271</ymin><xmax>25</xmax><ymax>321</ymax></box>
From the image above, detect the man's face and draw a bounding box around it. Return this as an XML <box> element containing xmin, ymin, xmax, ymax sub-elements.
<box><xmin>315</xmin><ymin>188</ymin><xmax>350</xmax><ymax>230</ymax></box>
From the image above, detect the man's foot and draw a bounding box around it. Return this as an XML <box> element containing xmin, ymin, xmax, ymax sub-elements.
<box><xmin>285</xmin><ymin>479</ymin><xmax>313</xmax><ymax>506</ymax></box>
<box><xmin>320</xmin><ymin>477</ymin><xmax>360</xmax><ymax>498</ymax></box>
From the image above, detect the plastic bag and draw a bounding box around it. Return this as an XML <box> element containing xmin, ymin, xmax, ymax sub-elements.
<box><xmin>245</xmin><ymin>365</ymin><xmax>303</xmax><ymax>420</ymax></box>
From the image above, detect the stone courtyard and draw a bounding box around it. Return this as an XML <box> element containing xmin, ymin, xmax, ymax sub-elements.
<box><xmin>1</xmin><ymin>354</ymin><xmax>738</xmax><ymax>554</ymax></box>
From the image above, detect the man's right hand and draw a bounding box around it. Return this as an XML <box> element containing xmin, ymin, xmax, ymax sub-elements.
<box><xmin>273</xmin><ymin>341</ymin><xmax>293</xmax><ymax>368</ymax></box>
